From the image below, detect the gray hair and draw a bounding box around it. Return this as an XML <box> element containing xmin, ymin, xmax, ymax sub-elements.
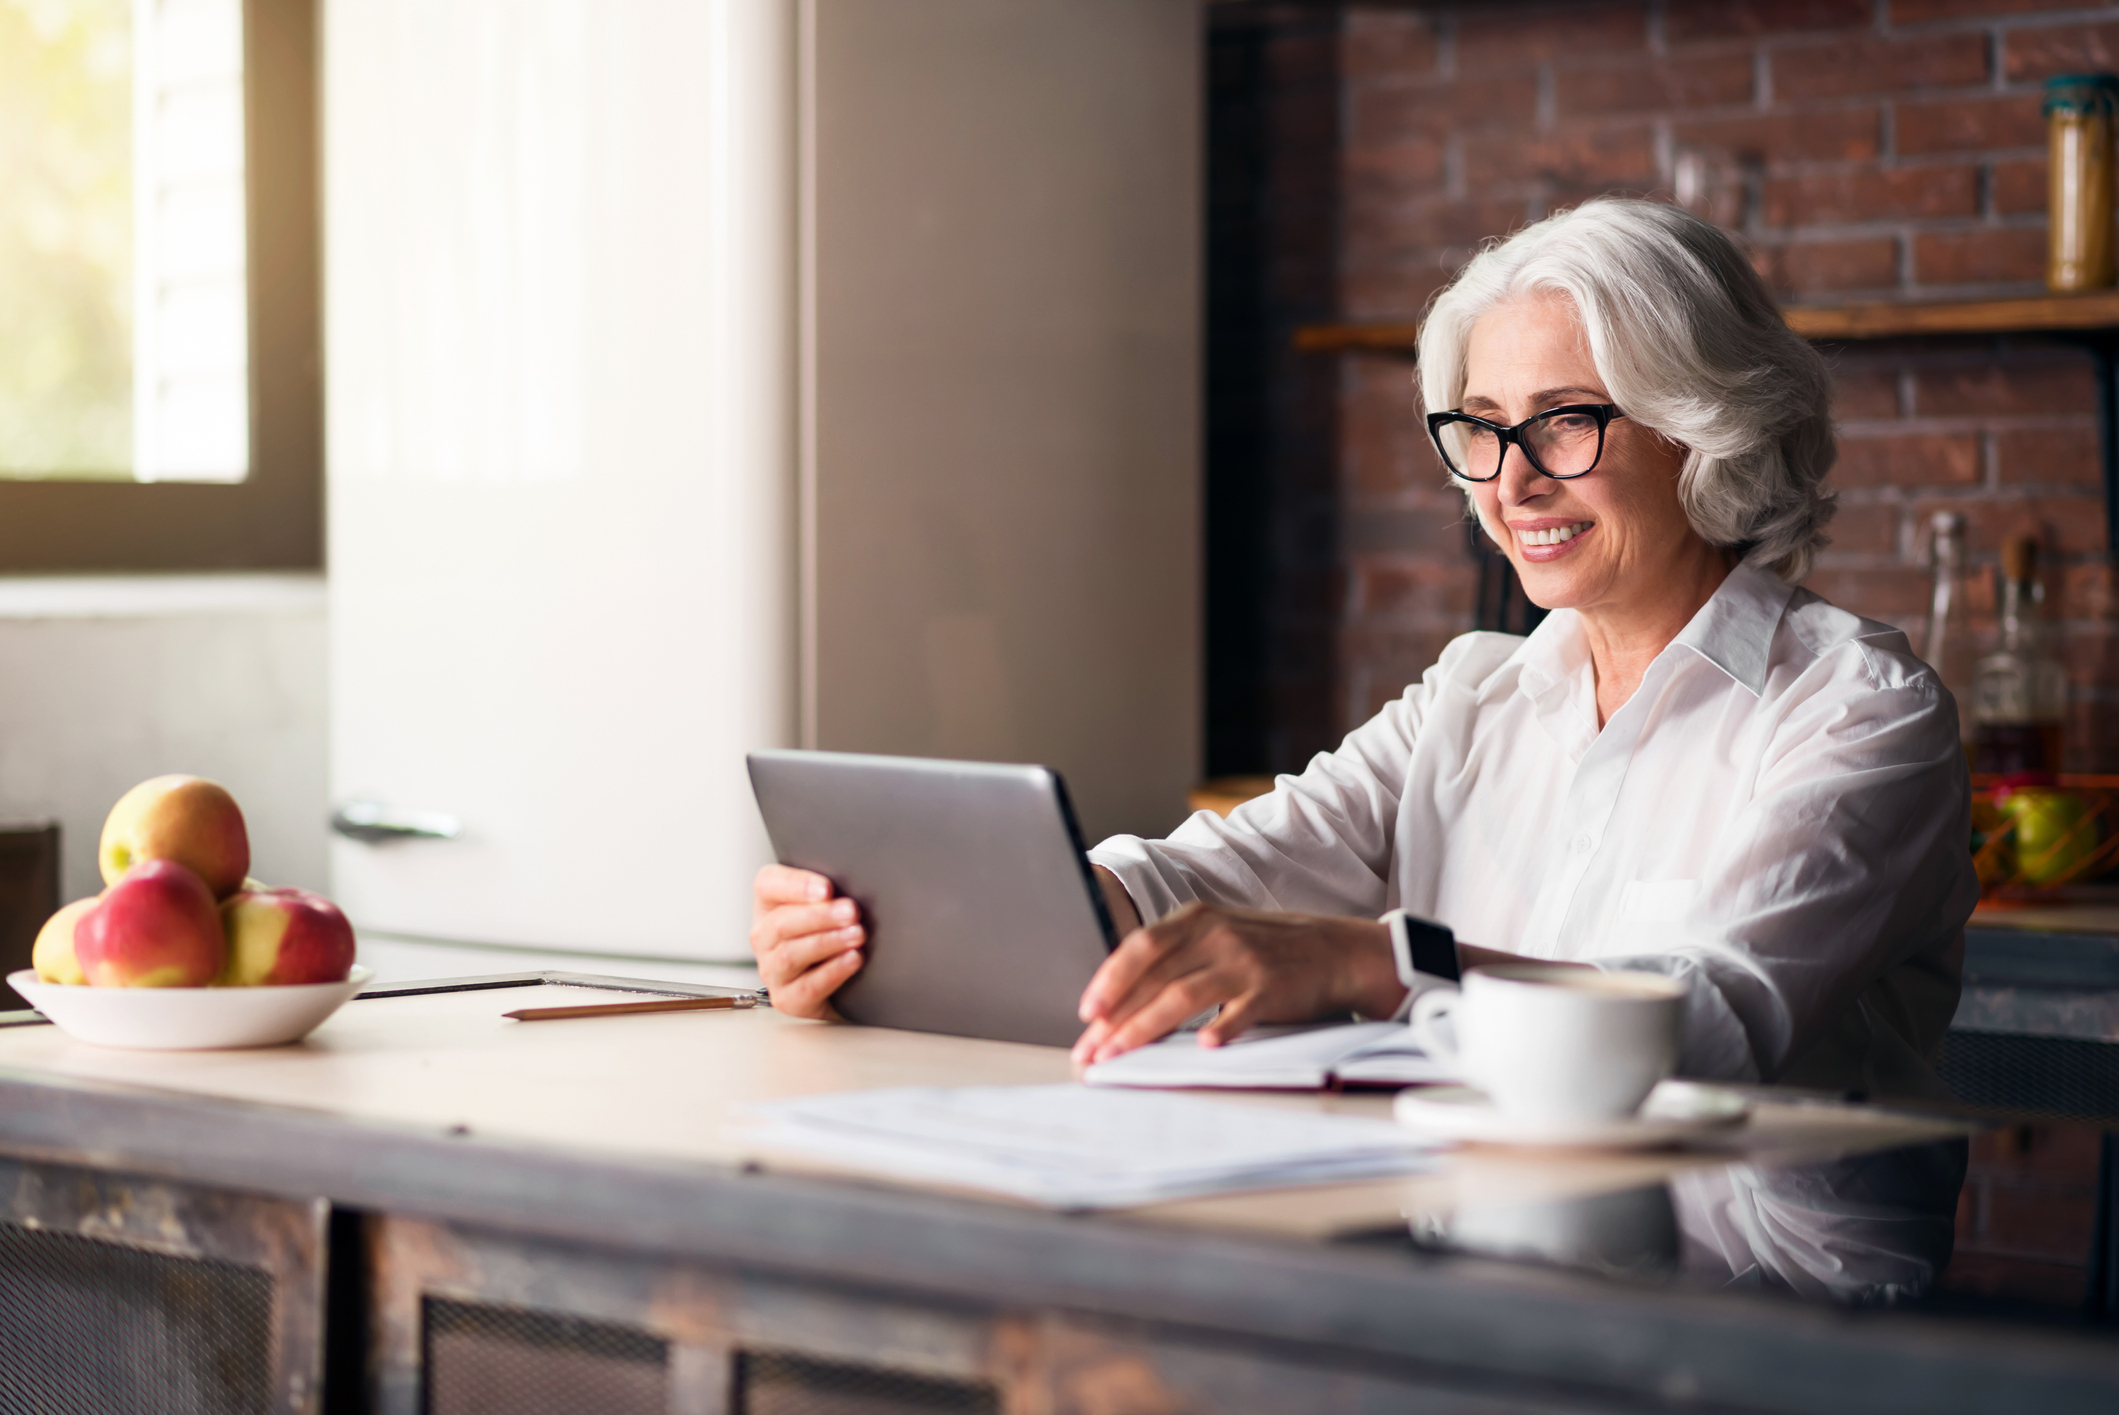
<box><xmin>1416</xmin><ymin>198</ymin><xmax>1836</xmax><ymax>583</ymax></box>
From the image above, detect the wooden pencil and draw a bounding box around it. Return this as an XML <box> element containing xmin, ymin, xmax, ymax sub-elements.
<box><xmin>504</xmin><ymin>995</ymin><xmax>760</xmax><ymax>1022</ymax></box>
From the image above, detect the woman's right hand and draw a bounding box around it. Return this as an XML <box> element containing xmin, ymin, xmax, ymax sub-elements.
<box><xmin>750</xmin><ymin>864</ymin><xmax>865</xmax><ymax>1019</ymax></box>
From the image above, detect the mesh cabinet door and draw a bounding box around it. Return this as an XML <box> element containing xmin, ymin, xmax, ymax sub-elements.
<box><xmin>423</xmin><ymin>1299</ymin><xmax>670</xmax><ymax>1415</ymax></box>
<box><xmin>1940</xmin><ymin>1030</ymin><xmax>2119</xmax><ymax>1125</ymax></box>
<box><xmin>0</xmin><ymin>1223</ymin><xmax>275</xmax><ymax>1415</ymax></box>
<box><xmin>0</xmin><ymin>1159</ymin><xmax>326</xmax><ymax>1415</ymax></box>
<box><xmin>415</xmin><ymin>1299</ymin><xmax>1006</xmax><ymax>1415</ymax></box>
<box><xmin>739</xmin><ymin>1349</ymin><xmax>1000</xmax><ymax>1415</ymax></box>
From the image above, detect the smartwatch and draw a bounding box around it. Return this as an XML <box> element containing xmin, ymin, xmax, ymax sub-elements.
<box><xmin>1381</xmin><ymin>908</ymin><xmax>1460</xmax><ymax>987</ymax></box>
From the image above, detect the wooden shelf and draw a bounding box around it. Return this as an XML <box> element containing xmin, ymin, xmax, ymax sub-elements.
<box><xmin>1292</xmin><ymin>321</ymin><xmax>1422</xmax><ymax>355</ymax></box>
<box><xmin>1295</xmin><ymin>290</ymin><xmax>2119</xmax><ymax>356</ymax></box>
<box><xmin>1784</xmin><ymin>290</ymin><xmax>2119</xmax><ymax>340</ymax></box>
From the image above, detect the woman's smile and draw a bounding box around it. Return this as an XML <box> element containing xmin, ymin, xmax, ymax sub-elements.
<box><xmin>1510</xmin><ymin>518</ymin><xmax>1595</xmax><ymax>559</ymax></box>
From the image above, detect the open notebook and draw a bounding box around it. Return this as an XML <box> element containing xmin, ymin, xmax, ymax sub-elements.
<box><xmin>1082</xmin><ymin>1021</ymin><xmax>1456</xmax><ymax>1091</ymax></box>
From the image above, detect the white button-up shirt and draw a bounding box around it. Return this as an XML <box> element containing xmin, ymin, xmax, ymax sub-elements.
<box><xmin>1090</xmin><ymin>562</ymin><xmax>1978</xmax><ymax>1097</ymax></box>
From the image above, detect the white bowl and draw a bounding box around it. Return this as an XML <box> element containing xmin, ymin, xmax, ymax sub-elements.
<box><xmin>8</xmin><ymin>966</ymin><xmax>373</xmax><ymax>1050</ymax></box>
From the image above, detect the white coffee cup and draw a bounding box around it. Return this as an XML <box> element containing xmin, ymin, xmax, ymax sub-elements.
<box><xmin>1409</xmin><ymin>965</ymin><xmax>1686</xmax><ymax>1121</ymax></box>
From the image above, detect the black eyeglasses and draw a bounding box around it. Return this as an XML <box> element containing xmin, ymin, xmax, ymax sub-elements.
<box><xmin>1426</xmin><ymin>404</ymin><xmax>1626</xmax><ymax>483</ymax></box>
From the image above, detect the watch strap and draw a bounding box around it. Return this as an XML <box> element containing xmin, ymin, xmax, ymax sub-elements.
<box><xmin>1382</xmin><ymin>908</ymin><xmax>1460</xmax><ymax>986</ymax></box>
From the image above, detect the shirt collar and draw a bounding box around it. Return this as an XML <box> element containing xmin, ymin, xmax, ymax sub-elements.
<box><xmin>1670</xmin><ymin>560</ymin><xmax>1794</xmax><ymax>697</ymax></box>
<box><xmin>1510</xmin><ymin>606</ymin><xmax>1599</xmax><ymax>759</ymax></box>
<box><xmin>1509</xmin><ymin>558</ymin><xmax>1794</xmax><ymax>707</ymax></box>
<box><xmin>1511</xmin><ymin>604</ymin><xmax>1585</xmax><ymax>705</ymax></box>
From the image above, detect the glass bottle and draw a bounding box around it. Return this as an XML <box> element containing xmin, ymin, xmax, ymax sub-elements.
<box><xmin>1971</xmin><ymin>535</ymin><xmax>2068</xmax><ymax>775</ymax></box>
<box><xmin>2045</xmin><ymin>74</ymin><xmax>2119</xmax><ymax>292</ymax></box>
<box><xmin>1923</xmin><ymin>511</ymin><xmax>1977</xmax><ymax>761</ymax></box>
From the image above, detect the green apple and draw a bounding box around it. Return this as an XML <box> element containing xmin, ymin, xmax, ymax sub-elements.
<box><xmin>1998</xmin><ymin>789</ymin><xmax>2094</xmax><ymax>886</ymax></box>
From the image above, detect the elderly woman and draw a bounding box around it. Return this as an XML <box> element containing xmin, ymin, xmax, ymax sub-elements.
<box><xmin>754</xmin><ymin>197</ymin><xmax>1977</xmax><ymax>1097</ymax></box>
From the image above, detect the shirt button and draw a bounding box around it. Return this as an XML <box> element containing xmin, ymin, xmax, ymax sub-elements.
<box><xmin>1571</xmin><ymin>834</ymin><xmax>1593</xmax><ymax>854</ymax></box>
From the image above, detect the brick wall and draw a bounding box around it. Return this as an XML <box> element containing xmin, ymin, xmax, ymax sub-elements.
<box><xmin>1306</xmin><ymin>0</ymin><xmax>2119</xmax><ymax>769</ymax></box>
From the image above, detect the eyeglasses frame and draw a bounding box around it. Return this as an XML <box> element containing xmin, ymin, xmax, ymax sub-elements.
<box><xmin>1425</xmin><ymin>403</ymin><xmax>1627</xmax><ymax>483</ymax></box>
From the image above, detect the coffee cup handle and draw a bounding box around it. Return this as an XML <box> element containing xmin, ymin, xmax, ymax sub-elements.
<box><xmin>1408</xmin><ymin>987</ymin><xmax>1461</xmax><ymax>1069</ymax></box>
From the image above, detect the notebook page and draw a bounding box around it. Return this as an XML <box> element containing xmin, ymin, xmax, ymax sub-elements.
<box><xmin>1080</xmin><ymin>1021</ymin><xmax>1411</xmax><ymax>1090</ymax></box>
<box><xmin>1331</xmin><ymin>1028</ymin><xmax>1459</xmax><ymax>1087</ymax></box>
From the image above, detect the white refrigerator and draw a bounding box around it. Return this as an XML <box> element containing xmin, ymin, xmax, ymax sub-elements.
<box><xmin>324</xmin><ymin>0</ymin><xmax>1200</xmax><ymax>965</ymax></box>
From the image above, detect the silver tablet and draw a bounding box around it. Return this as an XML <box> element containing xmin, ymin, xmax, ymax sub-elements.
<box><xmin>746</xmin><ymin>749</ymin><xmax>1119</xmax><ymax>1047</ymax></box>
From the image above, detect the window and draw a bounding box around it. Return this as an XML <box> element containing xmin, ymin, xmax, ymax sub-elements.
<box><xmin>0</xmin><ymin>0</ymin><xmax>318</xmax><ymax>569</ymax></box>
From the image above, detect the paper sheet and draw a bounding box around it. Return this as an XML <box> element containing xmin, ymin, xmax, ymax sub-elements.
<box><xmin>747</xmin><ymin>1084</ymin><xmax>1441</xmax><ymax>1209</ymax></box>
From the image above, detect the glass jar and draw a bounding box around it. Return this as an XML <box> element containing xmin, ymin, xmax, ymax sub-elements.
<box><xmin>2045</xmin><ymin>74</ymin><xmax>2119</xmax><ymax>292</ymax></box>
<box><xmin>1971</xmin><ymin>535</ymin><xmax>2069</xmax><ymax>775</ymax></box>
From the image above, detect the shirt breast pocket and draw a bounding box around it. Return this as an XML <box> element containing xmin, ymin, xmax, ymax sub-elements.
<box><xmin>1618</xmin><ymin>878</ymin><xmax>1699</xmax><ymax>925</ymax></box>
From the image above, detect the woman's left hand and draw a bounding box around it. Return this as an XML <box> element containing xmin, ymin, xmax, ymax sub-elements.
<box><xmin>1070</xmin><ymin>902</ymin><xmax>1406</xmax><ymax>1066</ymax></box>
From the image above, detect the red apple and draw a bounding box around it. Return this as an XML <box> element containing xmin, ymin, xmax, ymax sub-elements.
<box><xmin>218</xmin><ymin>887</ymin><xmax>356</xmax><ymax>986</ymax></box>
<box><xmin>31</xmin><ymin>897</ymin><xmax>99</xmax><ymax>985</ymax></box>
<box><xmin>99</xmin><ymin>775</ymin><xmax>251</xmax><ymax>900</ymax></box>
<box><xmin>75</xmin><ymin>861</ymin><xmax>226</xmax><ymax>988</ymax></box>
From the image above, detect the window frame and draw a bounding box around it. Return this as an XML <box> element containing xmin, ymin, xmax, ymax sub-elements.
<box><xmin>0</xmin><ymin>0</ymin><xmax>320</xmax><ymax>572</ymax></box>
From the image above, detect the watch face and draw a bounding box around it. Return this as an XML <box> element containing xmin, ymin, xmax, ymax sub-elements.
<box><xmin>1403</xmin><ymin>915</ymin><xmax>1460</xmax><ymax>984</ymax></box>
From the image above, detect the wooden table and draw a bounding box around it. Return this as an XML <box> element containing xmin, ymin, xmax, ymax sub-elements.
<box><xmin>0</xmin><ymin>973</ymin><xmax>2112</xmax><ymax>1415</ymax></box>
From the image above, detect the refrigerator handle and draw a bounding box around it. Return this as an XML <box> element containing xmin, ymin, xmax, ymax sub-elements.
<box><xmin>331</xmin><ymin>802</ymin><xmax>463</xmax><ymax>844</ymax></box>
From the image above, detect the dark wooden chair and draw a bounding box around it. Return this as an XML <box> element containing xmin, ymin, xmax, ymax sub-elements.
<box><xmin>0</xmin><ymin>825</ymin><xmax>59</xmax><ymax>1009</ymax></box>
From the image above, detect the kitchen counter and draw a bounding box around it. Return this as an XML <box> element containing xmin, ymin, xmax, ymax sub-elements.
<box><xmin>1960</xmin><ymin>903</ymin><xmax>2119</xmax><ymax>1044</ymax></box>
<box><xmin>0</xmin><ymin>972</ymin><xmax>2114</xmax><ymax>1414</ymax></box>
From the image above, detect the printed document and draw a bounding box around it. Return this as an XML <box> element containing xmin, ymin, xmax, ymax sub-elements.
<box><xmin>747</xmin><ymin>1084</ymin><xmax>1441</xmax><ymax>1209</ymax></box>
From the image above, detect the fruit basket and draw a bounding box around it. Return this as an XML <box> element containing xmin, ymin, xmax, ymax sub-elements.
<box><xmin>1970</xmin><ymin>774</ymin><xmax>2119</xmax><ymax>900</ymax></box>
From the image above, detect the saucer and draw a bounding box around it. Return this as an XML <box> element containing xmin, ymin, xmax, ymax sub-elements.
<box><xmin>1391</xmin><ymin>1079</ymin><xmax>1749</xmax><ymax>1150</ymax></box>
